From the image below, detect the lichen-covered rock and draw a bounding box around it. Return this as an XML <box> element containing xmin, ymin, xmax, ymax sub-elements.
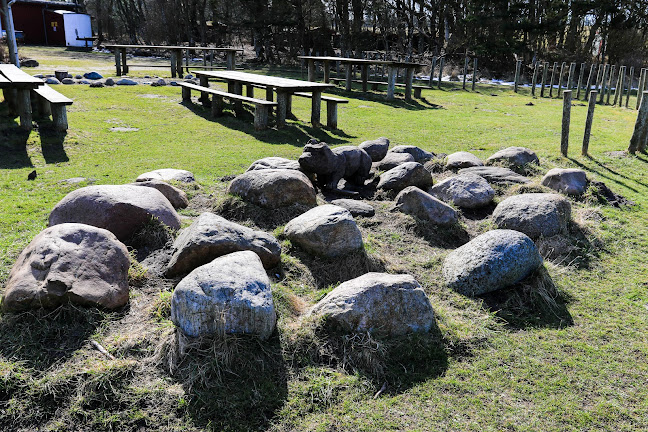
<box><xmin>284</xmin><ymin>205</ymin><xmax>363</xmax><ymax>257</ymax></box>
<box><xmin>372</xmin><ymin>152</ymin><xmax>415</xmax><ymax>171</ymax></box>
<box><xmin>429</xmin><ymin>173</ymin><xmax>495</xmax><ymax>209</ymax></box>
<box><xmin>48</xmin><ymin>185</ymin><xmax>181</xmax><ymax>242</ymax></box>
<box><xmin>443</xmin><ymin>229</ymin><xmax>543</xmax><ymax>296</ymax></box>
<box><xmin>393</xmin><ymin>186</ymin><xmax>458</xmax><ymax>225</ymax></box>
<box><xmin>389</xmin><ymin>145</ymin><xmax>435</xmax><ymax>163</ymax></box>
<box><xmin>136</xmin><ymin>168</ymin><xmax>195</xmax><ymax>183</ymax></box>
<box><xmin>486</xmin><ymin>147</ymin><xmax>539</xmax><ymax>168</ymax></box>
<box><xmin>130</xmin><ymin>180</ymin><xmax>189</xmax><ymax>209</ymax></box>
<box><xmin>458</xmin><ymin>166</ymin><xmax>530</xmax><ymax>184</ymax></box>
<box><xmin>492</xmin><ymin>193</ymin><xmax>571</xmax><ymax>239</ymax></box>
<box><xmin>310</xmin><ymin>273</ymin><xmax>436</xmax><ymax>336</ymax></box>
<box><xmin>359</xmin><ymin>137</ymin><xmax>390</xmax><ymax>162</ymax></box>
<box><xmin>445</xmin><ymin>151</ymin><xmax>484</xmax><ymax>170</ymax></box>
<box><xmin>1</xmin><ymin>224</ymin><xmax>130</xmax><ymax>311</ymax></box>
<box><xmin>170</xmin><ymin>251</ymin><xmax>276</xmax><ymax>339</ymax></box>
<box><xmin>165</xmin><ymin>212</ymin><xmax>281</xmax><ymax>276</ymax></box>
<box><xmin>541</xmin><ymin>168</ymin><xmax>588</xmax><ymax>195</ymax></box>
<box><xmin>246</xmin><ymin>157</ymin><xmax>301</xmax><ymax>172</ymax></box>
<box><xmin>330</xmin><ymin>199</ymin><xmax>375</xmax><ymax>217</ymax></box>
<box><xmin>377</xmin><ymin>162</ymin><xmax>433</xmax><ymax>192</ymax></box>
<box><xmin>228</xmin><ymin>169</ymin><xmax>316</xmax><ymax>208</ymax></box>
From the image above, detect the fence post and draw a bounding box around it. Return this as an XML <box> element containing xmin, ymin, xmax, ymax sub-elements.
<box><xmin>561</xmin><ymin>90</ymin><xmax>572</xmax><ymax>156</ymax></box>
<box><xmin>549</xmin><ymin>62</ymin><xmax>558</xmax><ymax>98</ymax></box>
<box><xmin>540</xmin><ymin>62</ymin><xmax>548</xmax><ymax>97</ymax></box>
<box><xmin>626</xmin><ymin>66</ymin><xmax>634</xmax><ymax>108</ymax></box>
<box><xmin>567</xmin><ymin>62</ymin><xmax>576</xmax><ymax>90</ymax></box>
<box><xmin>428</xmin><ymin>56</ymin><xmax>437</xmax><ymax>87</ymax></box>
<box><xmin>613</xmin><ymin>66</ymin><xmax>624</xmax><ymax>106</ymax></box>
<box><xmin>576</xmin><ymin>62</ymin><xmax>585</xmax><ymax>99</ymax></box>
<box><xmin>531</xmin><ymin>61</ymin><xmax>539</xmax><ymax>96</ymax></box>
<box><xmin>472</xmin><ymin>58</ymin><xmax>478</xmax><ymax>91</ymax></box>
<box><xmin>585</xmin><ymin>64</ymin><xmax>596</xmax><ymax>101</ymax></box>
<box><xmin>599</xmin><ymin>64</ymin><xmax>609</xmax><ymax>104</ymax></box>
<box><xmin>606</xmin><ymin>65</ymin><xmax>616</xmax><ymax>105</ymax></box>
<box><xmin>582</xmin><ymin>91</ymin><xmax>597</xmax><ymax>155</ymax></box>
<box><xmin>637</xmin><ymin>69</ymin><xmax>647</xmax><ymax>110</ymax></box>
<box><xmin>557</xmin><ymin>62</ymin><xmax>566</xmax><ymax>96</ymax></box>
<box><xmin>463</xmin><ymin>56</ymin><xmax>469</xmax><ymax>90</ymax></box>
<box><xmin>628</xmin><ymin>91</ymin><xmax>648</xmax><ymax>153</ymax></box>
<box><xmin>514</xmin><ymin>59</ymin><xmax>522</xmax><ymax>93</ymax></box>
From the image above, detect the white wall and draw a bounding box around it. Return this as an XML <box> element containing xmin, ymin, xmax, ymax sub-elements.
<box><xmin>63</xmin><ymin>13</ymin><xmax>92</xmax><ymax>47</ymax></box>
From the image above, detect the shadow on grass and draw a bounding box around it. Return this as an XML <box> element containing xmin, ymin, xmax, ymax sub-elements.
<box><xmin>0</xmin><ymin>115</ymin><xmax>33</xmax><ymax>168</ymax></box>
<box><xmin>411</xmin><ymin>218</ymin><xmax>471</xmax><ymax>249</ymax></box>
<box><xmin>569</xmin><ymin>156</ymin><xmax>648</xmax><ymax>193</ymax></box>
<box><xmin>39</xmin><ymin>127</ymin><xmax>69</xmax><ymax>164</ymax></box>
<box><xmin>179</xmin><ymin>99</ymin><xmax>356</xmax><ymax>145</ymax></box>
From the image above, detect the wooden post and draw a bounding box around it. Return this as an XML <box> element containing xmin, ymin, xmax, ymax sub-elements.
<box><xmin>428</xmin><ymin>56</ymin><xmax>437</xmax><ymax>87</ymax></box>
<box><xmin>361</xmin><ymin>65</ymin><xmax>369</xmax><ymax>92</ymax></box>
<box><xmin>613</xmin><ymin>66</ymin><xmax>624</xmax><ymax>106</ymax></box>
<box><xmin>625</xmin><ymin>66</ymin><xmax>634</xmax><ymax>108</ymax></box>
<box><xmin>311</xmin><ymin>91</ymin><xmax>322</xmax><ymax>127</ymax></box>
<box><xmin>121</xmin><ymin>49</ymin><xmax>129</xmax><ymax>74</ymax></box>
<box><xmin>115</xmin><ymin>49</ymin><xmax>122</xmax><ymax>76</ymax></box>
<box><xmin>254</xmin><ymin>105</ymin><xmax>269</xmax><ymax>130</ymax></box>
<box><xmin>531</xmin><ymin>61</ymin><xmax>538</xmax><ymax>96</ymax></box>
<box><xmin>326</xmin><ymin>101</ymin><xmax>338</xmax><ymax>129</ymax></box>
<box><xmin>567</xmin><ymin>62</ymin><xmax>576</xmax><ymax>90</ymax></box>
<box><xmin>561</xmin><ymin>90</ymin><xmax>572</xmax><ymax>156</ymax></box>
<box><xmin>39</xmin><ymin>95</ymin><xmax>51</xmax><ymax>118</ymax></box>
<box><xmin>51</xmin><ymin>104</ymin><xmax>68</xmax><ymax>131</ymax></box>
<box><xmin>17</xmin><ymin>89</ymin><xmax>33</xmax><ymax>131</ymax></box>
<box><xmin>323</xmin><ymin>60</ymin><xmax>330</xmax><ymax>83</ymax></box>
<box><xmin>585</xmin><ymin>64</ymin><xmax>596</xmax><ymax>100</ymax></box>
<box><xmin>181</xmin><ymin>86</ymin><xmax>191</xmax><ymax>102</ymax></box>
<box><xmin>576</xmin><ymin>63</ymin><xmax>585</xmax><ymax>99</ymax></box>
<box><xmin>637</xmin><ymin>69</ymin><xmax>647</xmax><ymax>110</ymax></box>
<box><xmin>170</xmin><ymin>52</ymin><xmax>177</xmax><ymax>78</ymax></box>
<box><xmin>582</xmin><ymin>91</ymin><xmax>597</xmax><ymax>155</ymax></box>
<box><xmin>437</xmin><ymin>57</ymin><xmax>444</xmax><ymax>89</ymax></box>
<box><xmin>199</xmin><ymin>75</ymin><xmax>209</xmax><ymax>104</ymax></box>
<box><xmin>463</xmin><ymin>56</ymin><xmax>469</xmax><ymax>90</ymax></box>
<box><xmin>472</xmin><ymin>57</ymin><xmax>478</xmax><ymax>91</ymax></box>
<box><xmin>514</xmin><ymin>59</ymin><xmax>522</xmax><ymax>92</ymax></box>
<box><xmin>211</xmin><ymin>95</ymin><xmax>223</xmax><ymax>117</ymax></box>
<box><xmin>594</xmin><ymin>64</ymin><xmax>603</xmax><ymax>95</ymax></box>
<box><xmin>226</xmin><ymin>52</ymin><xmax>235</xmax><ymax>70</ymax></box>
<box><xmin>628</xmin><ymin>91</ymin><xmax>648</xmax><ymax>153</ymax></box>
<box><xmin>246</xmin><ymin>84</ymin><xmax>254</xmax><ymax>98</ymax></box>
<box><xmin>540</xmin><ymin>62</ymin><xmax>548</xmax><ymax>97</ymax></box>
<box><xmin>599</xmin><ymin>64</ymin><xmax>609</xmax><ymax>104</ymax></box>
<box><xmin>307</xmin><ymin>59</ymin><xmax>315</xmax><ymax>82</ymax></box>
<box><xmin>606</xmin><ymin>65</ymin><xmax>616</xmax><ymax>105</ymax></box>
<box><xmin>345</xmin><ymin>65</ymin><xmax>352</xmax><ymax>91</ymax></box>
<box><xmin>549</xmin><ymin>62</ymin><xmax>558</xmax><ymax>97</ymax></box>
<box><xmin>387</xmin><ymin>66</ymin><xmax>397</xmax><ymax>98</ymax></box>
<box><xmin>558</xmin><ymin>62</ymin><xmax>566</xmax><ymax>96</ymax></box>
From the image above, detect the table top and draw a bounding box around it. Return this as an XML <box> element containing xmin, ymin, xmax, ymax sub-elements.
<box><xmin>194</xmin><ymin>70</ymin><xmax>333</xmax><ymax>91</ymax></box>
<box><xmin>105</xmin><ymin>44</ymin><xmax>243</xmax><ymax>52</ymax></box>
<box><xmin>298</xmin><ymin>56</ymin><xmax>426</xmax><ymax>68</ymax></box>
<box><xmin>0</xmin><ymin>64</ymin><xmax>43</xmax><ymax>89</ymax></box>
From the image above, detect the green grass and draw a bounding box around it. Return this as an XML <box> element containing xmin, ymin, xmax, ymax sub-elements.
<box><xmin>1</xmin><ymin>46</ymin><xmax>648</xmax><ymax>431</ymax></box>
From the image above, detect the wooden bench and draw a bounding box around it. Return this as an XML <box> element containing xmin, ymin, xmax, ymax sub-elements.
<box><xmin>293</xmin><ymin>92</ymin><xmax>348</xmax><ymax>129</ymax></box>
<box><xmin>178</xmin><ymin>81</ymin><xmax>277</xmax><ymax>130</ymax></box>
<box><xmin>30</xmin><ymin>85</ymin><xmax>73</xmax><ymax>131</ymax></box>
<box><xmin>329</xmin><ymin>77</ymin><xmax>430</xmax><ymax>97</ymax></box>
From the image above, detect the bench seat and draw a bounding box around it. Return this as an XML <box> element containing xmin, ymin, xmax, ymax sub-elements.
<box><xmin>293</xmin><ymin>92</ymin><xmax>348</xmax><ymax>129</ymax></box>
<box><xmin>31</xmin><ymin>84</ymin><xmax>73</xmax><ymax>131</ymax></box>
<box><xmin>329</xmin><ymin>77</ymin><xmax>430</xmax><ymax>97</ymax></box>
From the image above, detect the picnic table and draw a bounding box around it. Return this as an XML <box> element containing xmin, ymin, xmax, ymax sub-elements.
<box><xmin>193</xmin><ymin>70</ymin><xmax>333</xmax><ymax>128</ymax></box>
<box><xmin>298</xmin><ymin>55</ymin><xmax>426</xmax><ymax>101</ymax></box>
<box><xmin>105</xmin><ymin>45</ymin><xmax>243</xmax><ymax>77</ymax></box>
<box><xmin>0</xmin><ymin>64</ymin><xmax>44</xmax><ymax>130</ymax></box>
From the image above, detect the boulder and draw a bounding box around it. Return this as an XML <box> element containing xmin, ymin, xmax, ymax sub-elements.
<box><xmin>486</xmin><ymin>146</ymin><xmax>539</xmax><ymax>167</ymax></box>
<box><xmin>492</xmin><ymin>193</ymin><xmax>571</xmax><ymax>239</ymax></box>
<box><xmin>20</xmin><ymin>59</ymin><xmax>39</xmax><ymax>67</ymax></box>
<box><xmin>61</xmin><ymin>78</ymin><xmax>75</xmax><ymax>85</ymax></box>
<box><xmin>393</xmin><ymin>186</ymin><xmax>458</xmax><ymax>225</ymax></box>
<box><xmin>136</xmin><ymin>168</ymin><xmax>195</xmax><ymax>183</ymax></box>
<box><xmin>429</xmin><ymin>173</ymin><xmax>495</xmax><ymax>209</ymax></box>
<box><xmin>330</xmin><ymin>199</ymin><xmax>375</xmax><ymax>217</ymax></box>
<box><xmin>284</xmin><ymin>204</ymin><xmax>363</xmax><ymax>257</ymax></box>
<box><xmin>89</xmin><ymin>82</ymin><xmax>104</xmax><ymax>88</ymax></box>
<box><xmin>48</xmin><ymin>185</ymin><xmax>181</xmax><ymax>242</ymax></box>
<box><xmin>45</xmin><ymin>77</ymin><xmax>60</xmax><ymax>85</ymax></box>
<box><xmin>372</xmin><ymin>152</ymin><xmax>415</xmax><ymax>171</ymax></box>
<box><xmin>1</xmin><ymin>224</ymin><xmax>130</xmax><ymax>311</ymax></box>
<box><xmin>165</xmin><ymin>212</ymin><xmax>281</xmax><ymax>276</ymax></box>
<box><xmin>389</xmin><ymin>145</ymin><xmax>435</xmax><ymax>163</ymax></box>
<box><xmin>84</xmin><ymin>71</ymin><xmax>103</xmax><ymax>80</ymax></box>
<box><xmin>105</xmin><ymin>78</ymin><xmax>115</xmax><ymax>86</ymax></box>
<box><xmin>458</xmin><ymin>166</ymin><xmax>530</xmax><ymax>184</ymax></box>
<box><xmin>130</xmin><ymin>180</ymin><xmax>189</xmax><ymax>209</ymax></box>
<box><xmin>246</xmin><ymin>157</ymin><xmax>301</xmax><ymax>172</ymax></box>
<box><xmin>443</xmin><ymin>229</ymin><xmax>543</xmax><ymax>296</ymax></box>
<box><xmin>359</xmin><ymin>137</ymin><xmax>390</xmax><ymax>162</ymax></box>
<box><xmin>298</xmin><ymin>142</ymin><xmax>372</xmax><ymax>190</ymax></box>
<box><xmin>116</xmin><ymin>78</ymin><xmax>137</xmax><ymax>86</ymax></box>
<box><xmin>75</xmin><ymin>75</ymin><xmax>83</xmax><ymax>79</ymax></box>
<box><xmin>170</xmin><ymin>251</ymin><xmax>276</xmax><ymax>339</ymax></box>
<box><xmin>541</xmin><ymin>168</ymin><xmax>588</xmax><ymax>195</ymax></box>
<box><xmin>377</xmin><ymin>162</ymin><xmax>433</xmax><ymax>192</ymax></box>
<box><xmin>228</xmin><ymin>169</ymin><xmax>316</xmax><ymax>208</ymax></box>
<box><xmin>151</xmin><ymin>78</ymin><xmax>167</xmax><ymax>87</ymax></box>
<box><xmin>310</xmin><ymin>273</ymin><xmax>436</xmax><ymax>336</ymax></box>
<box><xmin>445</xmin><ymin>151</ymin><xmax>484</xmax><ymax>170</ymax></box>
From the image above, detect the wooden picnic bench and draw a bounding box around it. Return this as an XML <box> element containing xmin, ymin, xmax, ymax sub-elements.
<box><xmin>178</xmin><ymin>81</ymin><xmax>277</xmax><ymax>130</ymax></box>
<box><xmin>0</xmin><ymin>64</ymin><xmax>46</xmax><ymax>130</ymax></box>
<box><xmin>31</xmin><ymin>85</ymin><xmax>73</xmax><ymax>131</ymax></box>
<box><xmin>329</xmin><ymin>77</ymin><xmax>430</xmax><ymax>98</ymax></box>
<box><xmin>293</xmin><ymin>92</ymin><xmax>348</xmax><ymax>129</ymax></box>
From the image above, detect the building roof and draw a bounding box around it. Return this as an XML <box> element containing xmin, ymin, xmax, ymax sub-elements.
<box><xmin>14</xmin><ymin>0</ymin><xmax>78</xmax><ymax>7</ymax></box>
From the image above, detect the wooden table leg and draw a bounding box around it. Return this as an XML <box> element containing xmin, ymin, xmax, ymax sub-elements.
<box><xmin>199</xmin><ymin>75</ymin><xmax>210</xmax><ymax>105</ymax></box>
<box><xmin>311</xmin><ymin>90</ymin><xmax>322</xmax><ymax>127</ymax></box>
<box><xmin>246</xmin><ymin>84</ymin><xmax>254</xmax><ymax>97</ymax></box>
<box><xmin>17</xmin><ymin>89</ymin><xmax>33</xmax><ymax>131</ymax></box>
<box><xmin>175</xmin><ymin>49</ymin><xmax>184</xmax><ymax>78</ymax></box>
<box><xmin>387</xmin><ymin>66</ymin><xmax>397</xmax><ymax>99</ymax></box>
<box><xmin>405</xmin><ymin>67</ymin><xmax>414</xmax><ymax>101</ymax></box>
<box><xmin>115</xmin><ymin>49</ymin><xmax>122</xmax><ymax>76</ymax></box>
<box><xmin>361</xmin><ymin>65</ymin><xmax>368</xmax><ymax>92</ymax></box>
<box><xmin>233</xmin><ymin>82</ymin><xmax>243</xmax><ymax>114</ymax></box>
<box><xmin>276</xmin><ymin>91</ymin><xmax>288</xmax><ymax>128</ymax></box>
<box><xmin>121</xmin><ymin>49</ymin><xmax>129</xmax><ymax>74</ymax></box>
<box><xmin>226</xmin><ymin>52</ymin><xmax>235</xmax><ymax>70</ymax></box>
<box><xmin>345</xmin><ymin>66</ymin><xmax>352</xmax><ymax>91</ymax></box>
<box><xmin>3</xmin><ymin>89</ymin><xmax>17</xmax><ymax>115</ymax></box>
<box><xmin>324</xmin><ymin>60</ymin><xmax>330</xmax><ymax>83</ymax></box>
<box><xmin>170</xmin><ymin>51</ymin><xmax>177</xmax><ymax>78</ymax></box>
<box><xmin>308</xmin><ymin>59</ymin><xmax>315</xmax><ymax>82</ymax></box>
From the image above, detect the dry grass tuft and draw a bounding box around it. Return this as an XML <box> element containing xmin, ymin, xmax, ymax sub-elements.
<box><xmin>128</xmin><ymin>216</ymin><xmax>176</xmax><ymax>258</ymax></box>
<box><xmin>214</xmin><ymin>194</ymin><xmax>313</xmax><ymax>229</ymax></box>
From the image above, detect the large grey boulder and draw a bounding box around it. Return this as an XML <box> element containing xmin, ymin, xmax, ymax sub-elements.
<box><xmin>443</xmin><ymin>229</ymin><xmax>543</xmax><ymax>296</ymax></box>
<box><xmin>541</xmin><ymin>168</ymin><xmax>588</xmax><ymax>195</ymax></box>
<box><xmin>393</xmin><ymin>186</ymin><xmax>458</xmax><ymax>225</ymax></box>
<box><xmin>377</xmin><ymin>162</ymin><xmax>433</xmax><ymax>192</ymax></box>
<box><xmin>228</xmin><ymin>169</ymin><xmax>317</xmax><ymax>208</ymax></box>
<box><xmin>116</xmin><ymin>78</ymin><xmax>137</xmax><ymax>85</ymax></box>
<box><xmin>359</xmin><ymin>137</ymin><xmax>390</xmax><ymax>162</ymax></box>
<box><xmin>48</xmin><ymin>185</ymin><xmax>181</xmax><ymax>242</ymax></box>
<box><xmin>170</xmin><ymin>251</ymin><xmax>276</xmax><ymax>339</ymax></box>
<box><xmin>486</xmin><ymin>147</ymin><xmax>539</xmax><ymax>168</ymax></box>
<box><xmin>372</xmin><ymin>152</ymin><xmax>415</xmax><ymax>171</ymax></box>
<box><xmin>445</xmin><ymin>151</ymin><xmax>484</xmax><ymax>170</ymax></box>
<box><xmin>246</xmin><ymin>157</ymin><xmax>301</xmax><ymax>172</ymax></box>
<box><xmin>331</xmin><ymin>199</ymin><xmax>375</xmax><ymax>217</ymax></box>
<box><xmin>458</xmin><ymin>166</ymin><xmax>530</xmax><ymax>184</ymax></box>
<box><xmin>130</xmin><ymin>180</ymin><xmax>189</xmax><ymax>209</ymax></box>
<box><xmin>1</xmin><ymin>224</ymin><xmax>130</xmax><ymax>311</ymax></box>
<box><xmin>389</xmin><ymin>145</ymin><xmax>434</xmax><ymax>163</ymax></box>
<box><xmin>165</xmin><ymin>212</ymin><xmax>281</xmax><ymax>276</ymax></box>
<box><xmin>492</xmin><ymin>193</ymin><xmax>571</xmax><ymax>239</ymax></box>
<box><xmin>284</xmin><ymin>204</ymin><xmax>363</xmax><ymax>257</ymax></box>
<box><xmin>310</xmin><ymin>273</ymin><xmax>436</xmax><ymax>336</ymax></box>
<box><xmin>429</xmin><ymin>173</ymin><xmax>495</xmax><ymax>209</ymax></box>
<box><xmin>136</xmin><ymin>168</ymin><xmax>195</xmax><ymax>183</ymax></box>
